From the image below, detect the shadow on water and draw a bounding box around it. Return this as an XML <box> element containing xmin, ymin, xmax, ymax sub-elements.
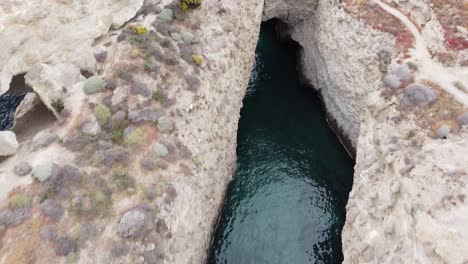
<box><xmin>208</xmin><ymin>20</ymin><xmax>354</xmax><ymax>264</ymax></box>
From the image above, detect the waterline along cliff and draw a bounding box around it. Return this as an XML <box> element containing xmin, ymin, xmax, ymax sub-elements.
<box><xmin>0</xmin><ymin>0</ymin><xmax>467</xmax><ymax>263</ymax></box>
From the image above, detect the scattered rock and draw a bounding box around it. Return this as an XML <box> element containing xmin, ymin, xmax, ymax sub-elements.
<box><xmin>112</xmin><ymin>86</ymin><xmax>130</xmax><ymax>106</ymax></box>
<box><xmin>14</xmin><ymin>162</ymin><xmax>32</xmax><ymax>176</ymax></box>
<box><xmin>185</xmin><ymin>75</ymin><xmax>200</xmax><ymax>91</ymax></box>
<box><xmin>54</xmin><ymin>236</ymin><xmax>77</xmax><ymax>256</ymax></box>
<box><xmin>437</xmin><ymin>125</ymin><xmax>451</xmax><ymax>139</ymax></box>
<box><xmin>117</xmin><ymin>209</ymin><xmax>146</xmax><ymax>238</ymax></box>
<box><xmin>457</xmin><ymin>112</ymin><xmax>468</xmax><ymax>126</ymax></box>
<box><xmin>111</xmin><ymin>240</ymin><xmax>129</xmax><ymax>257</ymax></box>
<box><xmin>153</xmin><ymin>142</ymin><xmax>169</xmax><ymax>157</ymax></box>
<box><xmin>157</xmin><ymin>116</ymin><xmax>174</xmax><ymax>133</ymax></box>
<box><xmin>83</xmin><ymin>76</ymin><xmax>106</xmax><ymax>95</ymax></box>
<box><xmin>400</xmin><ymin>83</ymin><xmax>438</xmax><ymax>107</ymax></box>
<box><xmin>81</xmin><ymin>115</ymin><xmax>101</xmax><ymax>136</ymax></box>
<box><xmin>158</xmin><ymin>8</ymin><xmax>173</xmax><ymax>22</ymax></box>
<box><xmin>40</xmin><ymin>199</ymin><xmax>64</xmax><ymax>221</ymax></box>
<box><xmin>129</xmin><ymin>109</ymin><xmax>162</xmax><ymax>123</ymax></box>
<box><xmin>0</xmin><ymin>131</ymin><xmax>19</xmax><ymax>156</ymax></box>
<box><xmin>383</xmin><ymin>74</ymin><xmax>401</xmax><ymax>91</ymax></box>
<box><xmin>143</xmin><ymin>250</ymin><xmax>158</xmax><ymax>264</ymax></box>
<box><xmin>110</xmin><ymin>111</ymin><xmax>126</xmax><ymax>128</ymax></box>
<box><xmin>33</xmin><ymin>162</ymin><xmax>55</xmax><ymax>182</ymax></box>
<box><xmin>164</xmin><ymin>185</ymin><xmax>177</xmax><ymax>204</ymax></box>
<box><xmin>100</xmin><ymin>146</ymin><xmax>129</xmax><ymax>166</ymax></box>
<box><xmin>94</xmin><ymin>52</ymin><xmax>107</xmax><ymax>63</ymax></box>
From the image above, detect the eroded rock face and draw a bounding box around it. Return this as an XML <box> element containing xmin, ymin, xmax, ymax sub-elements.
<box><xmin>283</xmin><ymin>0</ymin><xmax>393</xmax><ymax>153</ymax></box>
<box><xmin>263</xmin><ymin>0</ymin><xmax>318</xmax><ymax>25</ymax></box>
<box><xmin>264</xmin><ymin>0</ymin><xmax>468</xmax><ymax>263</ymax></box>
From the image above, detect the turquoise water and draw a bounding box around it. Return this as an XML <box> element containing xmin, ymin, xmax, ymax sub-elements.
<box><xmin>208</xmin><ymin>22</ymin><xmax>354</xmax><ymax>264</ymax></box>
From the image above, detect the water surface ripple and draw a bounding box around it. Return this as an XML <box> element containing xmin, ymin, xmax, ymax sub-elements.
<box><xmin>209</xmin><ymin>21</ymin><xmax>354</xmax><ymax>264</ymax></box>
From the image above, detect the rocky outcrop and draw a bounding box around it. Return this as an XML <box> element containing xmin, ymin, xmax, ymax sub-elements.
<box><xmin>264</xmin><ymin>0</ymin><xmax>468</xmax><ymax>262</ymax></box>
<box><xmin>0</xmin><ymin>0</ymin><xmax>144</xmax><ymax>94</ymax></box>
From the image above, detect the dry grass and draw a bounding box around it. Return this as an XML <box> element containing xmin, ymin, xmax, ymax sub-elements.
<box><xmin>407</xmin><ymin>80</ymin><xmax>465</xmax><ymax>133</ymax></box>
<box><xmin>344</xmin><ymin>0</ymin><xmax>415</xmax><ymax>53</ymax></box>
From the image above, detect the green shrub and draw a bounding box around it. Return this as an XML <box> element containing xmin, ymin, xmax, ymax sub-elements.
<box><xmin>111</xmin><ymin>127</ymin><xmax>124</xmax><ymax>143</ymax></box>
<box><xmin>180</xmin><ymin>0</ymin><xmax>202</xmax><ymax>11</ymax></box>
<box><xmin>124</xmin><ymin>128</ymin><xmax>146</xmax><ymax>146</ymax></box>
<box><xmin>89</xmin><ymin>189</ymin><xmax>111</xmax><ymax>214</ymax></box>
<box><xmin>70</xmin><ymin>223</ymin><xmax>83</xmax><ymax>241</ymax></box>
<box><xmin>132</xmin><ymin>25</ymin><xmax>148</xmax><ymax>35</ymax></box>
<box><xmin>9</xmin><ymin>193</ymin><xmax>31</xmax><ymax>208</ymax></box>
<box><xmin>94</xmin><ymin>104</ymin><xmax>111</xmax><ymax>126</ymax></box>
<box><xmin>192</xmin><ymin>54</ymin><xmax>203</xmax><ymax>65</ymax></box>
<box><xmin>152</xmin><ymin>90</ymin><xmax>167</xmax><ymax>103</ymax></box>
<box><xmin>112</xmin><ymin>164</ymin><xmax>134</xmax><ymax>190</ymax></box>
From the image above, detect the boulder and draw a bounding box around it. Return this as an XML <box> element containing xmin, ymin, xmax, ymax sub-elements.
<box><xmin>33</xmin><ymin>162</ymin><xmax>55</xmax><ymax>182</ymax></box>
<box><xmin>117</xmin><ymin>209</ymin><xmax>146</xmax><ymax>238</ymax></box>
<box><xmin>14</xmin><ymin>162</ymin><xmax>32</xmax><ymax>176</ymax></box>
<box><xmin>0</xmin><ymin>131</ymin><xmax>19</xmax><ymax>156</ymax></box>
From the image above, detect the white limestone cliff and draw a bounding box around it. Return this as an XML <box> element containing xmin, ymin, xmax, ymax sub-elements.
<box><xmin>0</xmin><ymin>0</ymin><xmax>264</xmax><ymax>263</ymax></box>
<box><xmin>264</xmin><ymin>0</ymin><xmax>468</xmax><ymax>262</ymax></box>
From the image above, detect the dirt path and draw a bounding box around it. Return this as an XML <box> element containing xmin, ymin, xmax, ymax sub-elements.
<box><xmin>373</xmin><ymin>0</ymin><xmax>468</xmax><ymax>107</ymax></box>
